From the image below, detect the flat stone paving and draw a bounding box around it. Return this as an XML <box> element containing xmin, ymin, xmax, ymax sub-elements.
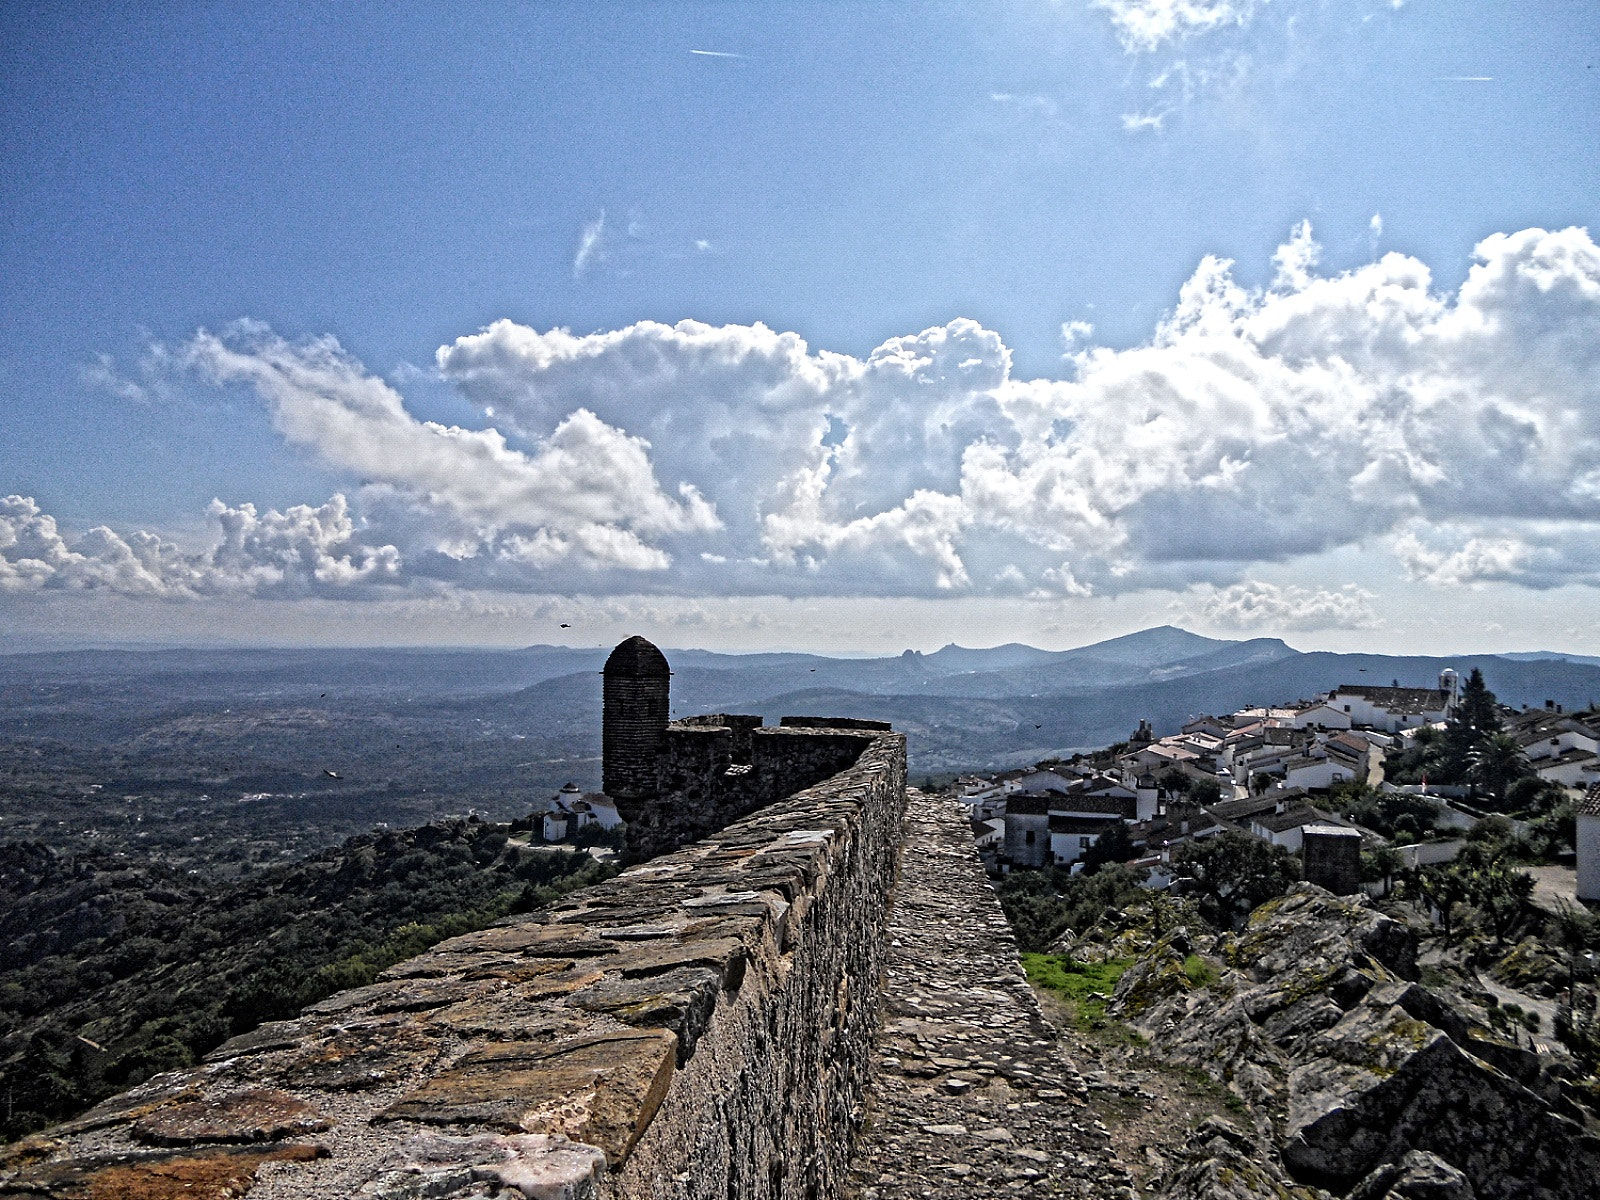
<box><xmin>847</xmin><ymin>792</ymin><xmax>1130</xmax><ymax>1199</ymax></box>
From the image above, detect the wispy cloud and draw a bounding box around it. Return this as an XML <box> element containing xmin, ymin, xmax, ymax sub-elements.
<box><xmin>989</xmin><ymin>92</ymin><xmax>1060</xmax><ymax>117</ymax></box>
<box><xmin>689</xmin><ymin>49</ymin><xmax>745</xmax><ymax>59</ymax></box>
<box><xmin>573</xmin><ymin>210</ymin><xmax>605</xmax><ymax>279</ymax></box>
<box><xmin>1121</xmin><ymin>109</ymin><xmax>1168</xmax><ymax>133</ymax></box>
<box><xmin>1437</xmin><ymin>76</ymin><xmax>1493</xmax><ymax>82</ymax></box>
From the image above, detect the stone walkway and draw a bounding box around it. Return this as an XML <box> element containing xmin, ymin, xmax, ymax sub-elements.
<box><xmin>846</xmin><ymin>792</ymin><xmax>1130</xmax><ymax>1198</ymax></box>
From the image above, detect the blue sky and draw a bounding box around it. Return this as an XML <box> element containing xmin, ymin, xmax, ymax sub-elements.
<box><xmin>2</xmin><ymin>1</ymin><xmax>1598</xmax><ymax>655</ymax></box>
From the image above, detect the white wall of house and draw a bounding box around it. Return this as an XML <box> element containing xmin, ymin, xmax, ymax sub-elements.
<box><xmin>1249</xmin><ymin>818</ymin><xmax>1309</xmax><ymax>852</ymax></box>
<box><xmin>1578</xmin><ymin>812</ymin><xmax>1600</xmax><ymax>902</ymax></box>
<box><xmin>1049</xmin><ymin>829</ymin><xmax>1099</xmax><ymax>866</ymax></box>
<box><xmin>1535</xmin><ymin>754</ymin><xmax>1600</xmax><ymax>788</ymax></box>
<box><xmin>1326</xmin><ymin>692</ymin><xmax>1447</xmax><ymax>733</ymax></box>
<box><xmin>1525</xmin><ymin>729</ymin><xmax>1600</xmax><ymax>762</ymax></box>
<box><xmin>1283</xmin><ymin>758</ymin><xmax>1351</xmax><ymax>791</ymax></box>
<box><xmin>1292</xmin><ymin>704</ymin><xmax>1353</xmax><ymax>731</ymax></box>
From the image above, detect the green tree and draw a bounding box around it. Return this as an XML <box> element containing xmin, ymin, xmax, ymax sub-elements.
<box><xmin>1188</xmin><ymin>777</ymin><xmax>1224</xmax><ymax>807</ymax></box>
<box><xmin>1547</xmin><ymin>900</ymin><xmax>1597</xmax><ymax>998</ymax></box>
<box><xmin>1469</xmin><ymin>862</ymin><xmax>1535</xmax><ymax>945</ymax></box>
<box><xmin>1079</xmin><ymin>822</ymin><xmax>1136</xmax><ymax>875</ymax></box>
<box><xmin>1363</xmin><ymin>844</ymin><xmax>1406</xmax><ymax>898</ymax></box>
<box><xmin>1156</xmin><ymin>767</ymin><xmax>1191</xmax><ymax>796</ymax></box>
<box><xmin>1467</xmin><ymin>733</ymin><xmax>1532</xmax><ymax>807</ymax></box>
<box><xmin>1418</xmin><ymin>865</ymin><xmax>1472</xmax><ymax>941</ymax></box>
<box><xmin>1171</xmin><ymin>832</ymin><xmax>1299</xmax><ymax>929</ymax></box>
<box><xmin>1445</xmin><ymin>667</ymin><xmax>1502</xmax><ymax>787</ymax></box>
<box><xmin>1505</xmin><ymin>775</ymin><xmax>1562</xmax><ymax>814</ymax></box>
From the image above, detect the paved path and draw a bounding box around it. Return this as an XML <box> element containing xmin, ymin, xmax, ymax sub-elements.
<box><xmin>846</xmin><ymin>792</ymin><xmax>1129</xmax><ymax>1199</ymax></box>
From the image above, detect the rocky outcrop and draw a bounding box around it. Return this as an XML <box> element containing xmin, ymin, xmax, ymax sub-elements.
<box><xmin>1109</xmin><ymin>885</ymin><xmax>1600</xmax><ymax>1200</ymax></box>
<box><xmin>0</xmin><ymin>731</ymin><xmax>906</xmax><ymax>1200</ymax></box>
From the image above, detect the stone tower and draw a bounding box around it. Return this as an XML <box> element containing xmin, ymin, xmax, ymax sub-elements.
<box><xmin>602</xmin><ymin>635</ymin><xmax>671</xmax><ymax>800</ymax></box>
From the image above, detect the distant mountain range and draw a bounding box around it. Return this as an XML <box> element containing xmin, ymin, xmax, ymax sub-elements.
<box><xmin>6</xmin><ymin>626</ymin><xmax>1600</xmax><ymax>789</ymax></box>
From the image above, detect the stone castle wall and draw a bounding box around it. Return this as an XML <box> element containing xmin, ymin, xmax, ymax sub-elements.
<box><xmin>2</xmin><ymin>731</ymin><xmax>908</xmax><ymax>1200</ymax></box>
<box><xmin>625</xmin><ymin>723</ymin><xmax>879</xmax><ymax>863</ymax></box>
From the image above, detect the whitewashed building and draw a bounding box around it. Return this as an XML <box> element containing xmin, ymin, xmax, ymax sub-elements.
<box><xmin>1579</xmin><ymin>786</ymin><xmax>1600</xmax><ymax>902</ymax></box>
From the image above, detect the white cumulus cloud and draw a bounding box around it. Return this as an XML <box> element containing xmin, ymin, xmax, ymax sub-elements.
<box><xmin>187</xmin><ymin>322</ymin><xmax>718</xmax><ymax>579</ymax></box>
<box><xmin>1188</xmin><ymin>580</ymin><xmax>1381</xmax><ymax>630</ymax></box>
<box><xmin>438</xmin><ymin>221</ymin><xmax>1600</xmax><ymax>598</ymax></box>
<box><xmin>0</xmin><ymin>493</ymin><xmax>400</xmax><ymax>598</ymax></box>
<box><xmin>17</xmin><ymin>220</ymin><xmax>1600</xmax><ymax>617</ymax></box>
<box><xmin>1092</xmin><ymin>0</ymin><xmax>1266</xmax><ymax>54</ymax></box>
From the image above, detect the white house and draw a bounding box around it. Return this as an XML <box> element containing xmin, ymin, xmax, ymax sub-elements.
<box><xmin>1248</xmin><ymin>805</ymin><xmax>1342</xmax><ymax>853</ymax></box>
<box><xmin>1048</xmin><ymin>814</ymin><xmax>1121</xmax><ymax>867</ymax></box>
<box><xmin>1002</xmin><ymin>793</ymin><xmax>1052</xmax><ymax>868</ymax></box>
<box><xmin>536</xmin><ymin>783</ymin><xmax>622</xmax><ymax>842</ymax></box>
<box><xmin>1290</xmin><ymin>701</ymin><xmax>1353</xmax><ymax>731</ymax></box>
<box><xmin>1281</xmin><ymin>754</ymin><xmax>1354</xmax><ymax>792</ymax></box>
<box><xmin>1324</xmin><ymin>684</ymin><xmax>1452</xmax><ymax>733</ymax></box>
<box><xmin>1578</xmin><ymin>786</ymin><xmax>1600</xmax><ymax>902</ymax></box>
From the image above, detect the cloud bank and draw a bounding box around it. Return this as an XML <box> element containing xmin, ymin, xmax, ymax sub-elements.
<box><xmin>10</xmin><ymin>223</ymin><xmax>1600</xmax><ymax>610</ymax></box>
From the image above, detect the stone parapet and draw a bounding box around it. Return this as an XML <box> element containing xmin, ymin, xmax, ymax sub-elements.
<box><xmin>625</xmin><ymin>723</ymin><xmax>878</xmax><ymax>862</ymax></box>
<box><xmin>0</xmin><ymin>733</ymin><xmax>907</xmax><ymax>1200</ymax></box>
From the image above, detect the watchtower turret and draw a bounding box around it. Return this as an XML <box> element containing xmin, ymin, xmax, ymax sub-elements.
<box><xmin>602</xmin><ymin>635</ymin><xmax>671</xmax><ymax>800</ymax></box>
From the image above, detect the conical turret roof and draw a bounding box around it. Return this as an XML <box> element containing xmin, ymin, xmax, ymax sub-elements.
<box><xmin>603</xmin><ymin>635</ymin><xmax>671</xmax><ymax>677</ymax></box>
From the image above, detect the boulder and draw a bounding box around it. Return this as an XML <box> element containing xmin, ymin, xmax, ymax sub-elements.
<box><xmin>1348</xmin><ymin>1151</ymin><xmax>1476</xmax><ymax>1200</ymax></box>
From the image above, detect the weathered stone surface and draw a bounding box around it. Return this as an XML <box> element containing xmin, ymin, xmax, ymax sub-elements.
<box><xmin>568</xmin><ymin>968</ymin><xmax>722</xmax><ymax>1060</ymax></box>
<box><xmin>610</xmin><ymin>736</ymin><xmax>908</xmax><ymax>1200</ymax></box>
<box><xmin>1282</xmin><ymin>1014</ymin><xmax>1599</xmax><ymax>1199</ymax></box>
<box><xmin>277</xmin><ymin>1025</ymin><xmax>444</xmax><ymax>1093</ymax></box>
<box><xmin>0</xmin><ymin>1143</ymin><xmax>324</xmax><ymax>1199</ymax></box>
<box><xmin>358</xmin><ymin>1132</ymin><xmax>606</xmax><ymax>1200</ymax></box>
<box><xmin>380</xmin><ymin>1030</ymin><xmax>675</xmax><ymax>1163</ymax></box>
<box><xmin>1113</xmin><ymin>884</ymin><xmax>1600</xmax><ymax>1200</ymax></box>
<box><xmin>304</xmin><ymin>978</ymin><xmax>486</xmax><ymax>1016</ymax></box>
<box><xmin>603</xmin><ymin>936</ymin><xmax>745</xmax><ymax>984</ymax></box>
<box><xmin>1154</xmin><ymin>1118</ymin><xmax>1324</xmax><ymax>1200</ymax></box>
<box><xmin>131</xmin><ymin>1088</ymin><xmax>329</xmax><ymax>1146</ymax></box>
<box><xmin>845</xmin><ymin>793</ymin><xmax>1125</xmax><ymax>1199</ymax></box>
<box><xmin>1348</xmin><ymin>1150</ymin><xmax>1477</xmax><ymax>1200</ymax></box>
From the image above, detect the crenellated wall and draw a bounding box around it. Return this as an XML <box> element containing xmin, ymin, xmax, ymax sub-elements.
<box><xmin>0</xmin><ymin>729</ymin><xmax>908</xmax><ymax>1200</ymax></box>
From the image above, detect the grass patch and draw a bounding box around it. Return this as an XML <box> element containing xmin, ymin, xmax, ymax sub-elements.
<box><xmin>1183</xmin><ymin>954</ymin><xmax>1220</xmax><ymax>988</ymax></box>
<box><xmin>1022</xmin><ymin>953</ymin><xmax>1134</xmax><ymax>1031</ymax></box>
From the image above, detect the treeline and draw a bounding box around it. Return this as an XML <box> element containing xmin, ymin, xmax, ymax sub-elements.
<box><xmin>0</xmin><ymin>819</ymin><xmax>612</xmax><ymax>1140</ymax></box>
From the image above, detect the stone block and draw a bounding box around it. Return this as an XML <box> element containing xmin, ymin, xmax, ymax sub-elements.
<box><xmin>378</xmin><ymin>1029</ymin><xmax>676</xmax><ymax>1164</ymax></box>
<box><xmin>0</xmin><ymin>1143</ymin><xmax>325</xmax><ymax>1200</ymax></box>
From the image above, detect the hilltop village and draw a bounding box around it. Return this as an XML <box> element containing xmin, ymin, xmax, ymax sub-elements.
<box><xmin>956</xmin><ymin>670</ymin><xmax>1600</xmax><ymax>899</ymax></box>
